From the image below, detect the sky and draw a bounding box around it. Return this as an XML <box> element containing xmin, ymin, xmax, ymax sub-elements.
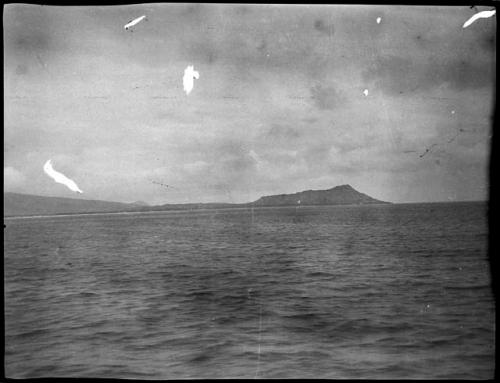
<box><xmin>4</xmin><ymin>4</ymin><xmax>495</xmax><ymax>205</ymax></box>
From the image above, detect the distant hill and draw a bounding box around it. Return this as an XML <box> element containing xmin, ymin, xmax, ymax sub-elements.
<box><xmin>4</xmin><ymin>192</ymin><xmax>137</xmax><ymax>217</ymax></box>
<box><xmin>251</xmin><ymin>184</ymin><xmax>388</xmax><ymax>206</ymax></box>
<box><xmin>130</xmin><ymin>200</ymin><xmax>150</xmax><ymax>207</ymax></box>
<box><xmin>4</xmin><ymin>185</ymin><xmax>389</xmax><ymax>217</ymax></box>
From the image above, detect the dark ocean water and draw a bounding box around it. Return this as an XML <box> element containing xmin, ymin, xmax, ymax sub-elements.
<box><xmin>4</xmin><ymin>202</ymin><xmax>494</xmax><ymax>379</ymax></box>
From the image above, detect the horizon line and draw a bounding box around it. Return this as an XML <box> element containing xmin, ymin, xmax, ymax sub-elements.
<box><xmin>4</xmin><ymin>190</ymin><xmax>488</xmax><ymax>208</ymax></box>
<box><xmin>4</xmin><ymin>200</ymin><xmax>488</xmax><ymax>220</ymax></box>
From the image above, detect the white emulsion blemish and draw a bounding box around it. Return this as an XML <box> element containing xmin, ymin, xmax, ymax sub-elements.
<box><xmin>462</xmin><ymin>10</ymin><xmax>496</xmax><ymax>28</ymax></box>
<box><xmin>376</xmin><ymin>17</ymin><xmax>382</xmax><ymax>24</ymax></box>
<box><xmin>124</xmin><ymin>15</ymin><xmax>147</xmax><ymax>31</ymax></box>
<box><xmin>43</xmin><ymin>160</ymin><xmax>83</xmax><ymax>193</ymax></box>
<box><xmin>363</xmin><ymin>89</ymin><xmax>369</xmax><ymax>96</ymax></box>
<box><xmin>183</xmin><ymin>65</ymin><xmax>200</xmax><ymax>95</ymax></box>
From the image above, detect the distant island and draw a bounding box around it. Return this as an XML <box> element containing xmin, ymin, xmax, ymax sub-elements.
<box><xmin>252</xmin><ymin>184</ymin><xmax>386</xmax><ymax>206</ymax></box>
<box><xmin>4</xmin><ymin>184</ymin><xmax>390</xmax><ymax>217</ymax></box>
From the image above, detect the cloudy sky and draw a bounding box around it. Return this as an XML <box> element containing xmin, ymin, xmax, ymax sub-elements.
<box><xmin>4</xmin><ymin>4</ymin><xmax>495</xmax><ymax>204</ymax></box>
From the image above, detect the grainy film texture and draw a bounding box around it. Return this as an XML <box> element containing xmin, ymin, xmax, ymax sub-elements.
<box><xmin>4</xmin><ymin>4</ymin><xmax>495</xmax><ymax>379</ymax></box>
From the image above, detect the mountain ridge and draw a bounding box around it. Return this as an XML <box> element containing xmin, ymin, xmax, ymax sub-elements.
<box><xmin>252</xmin><ymin>184</ymin><xmax>385</xmax><ymax>206</ymax></box>
<box><xmin>3</xmin><ymin>192</ymin><xmax>138</xmax><ymax>217</ymax></box>
<box><xmin>4</xmin><ymin>185</ymin><xmax>390</xmax><ymax>217</ymax></box>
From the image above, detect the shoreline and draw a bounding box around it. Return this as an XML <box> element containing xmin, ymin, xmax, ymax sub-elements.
<box><xmin>3</xmin><ymin>200</ymin><xmax>486</xmax><ymax>220</ymax></box>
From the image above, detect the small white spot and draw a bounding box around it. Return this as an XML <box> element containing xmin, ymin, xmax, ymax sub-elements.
<box><xmin>376</xmin><ymin>17</ymin><xmax>382</xmax><ymax>24</ymax></box>
<box><xmin>43</xmin><ymin>160</ymin><xmax>83</xmax><ymax>193</ymax></box>
<box><xmin>426</xmin><ymin>304</ymin><xmax>430</xmax><ymax>308</ymax></box>
<box><xmin>297</xmin><ymin>200</ymin><xmax>301</xmax><ymax>204</ymax></box>
<box><xmin>183</xmin><ymin>65</ymin><xmax>200</xmax><ymax>95</ymax></box>
<box><xmin>363</xmin><ymin>89</ymin><xmax>369</xmax><ymax>96</ymax></box>
<box><xmin>451</xmin><ymin>110</ymin><xmax>455</xmax><ymax>114</ymax></box>
<box><xmin>463</xmin><ymin>10</ymin><xmax>496</xmax><ymax>28</ymax></box>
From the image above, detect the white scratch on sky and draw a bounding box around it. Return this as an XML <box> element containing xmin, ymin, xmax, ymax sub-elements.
<box><xmin>462</xmin><ymin>10</ymin><xmax>496</xmax><ymax>28</ymax></box>
<box><xmin>43</xmin><ymin>160</ymin><xmax>83</xmax><ymax>193</ymax></box>
<box><xmin>124</xmin><ymin>15</ymin><xmax>147</xmax><ymax>31</ymax></box>
<box><xmin>183</xmin><ymin>65</ymin><xmax>200</xmax><ymax>95</ymax></box>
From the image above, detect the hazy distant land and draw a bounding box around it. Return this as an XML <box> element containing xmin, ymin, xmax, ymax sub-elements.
<box><xmin>4</xmin><ymin>185</ymin><xmax>389</xmax><ymax>217</ymax></box>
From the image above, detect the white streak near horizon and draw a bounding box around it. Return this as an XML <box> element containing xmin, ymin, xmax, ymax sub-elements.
<box><xmin>462</xmin><ymin>10</ymin><xmax>496</xmax><ymax>28</ymax></box>
<box><xmin>183</xmin><ymin>65</ymin><xmax>199</xmax><ymax>95</ymax></box>
<box><xmin>43</xmin><ymin>160</ymin><xmax>83</xmax><ymax>193</ymax></box>
<box><xmin>124</xmin><ymin>15</ymin><xmax>147</xmax><ymax>30</ymax></box>
<box><xmin>254</xmin><ymin>304</ymin><xmax>263</xmax><ymax>379</ymax></box>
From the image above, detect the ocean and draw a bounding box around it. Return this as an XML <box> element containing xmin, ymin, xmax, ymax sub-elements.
<box><xmin>4</xmin><ymin>202</ymin><xmax>494</xmax><ymax>379</ymax></box>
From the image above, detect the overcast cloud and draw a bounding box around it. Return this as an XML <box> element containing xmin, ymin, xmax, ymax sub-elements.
<box><xmin>4</xmin><ymin>4</ymin><xmax>494</xmax><ymax>204</ymax></box>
